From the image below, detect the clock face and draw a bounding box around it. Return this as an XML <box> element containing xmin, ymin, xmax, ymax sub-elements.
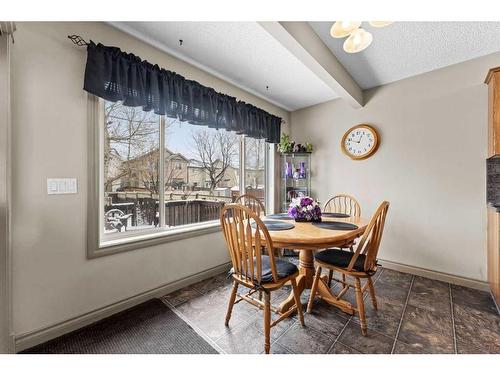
<box><xmin>342</xmin><ymin>125</ymin><xmax>379</xmax><ymax>160</ymax></box>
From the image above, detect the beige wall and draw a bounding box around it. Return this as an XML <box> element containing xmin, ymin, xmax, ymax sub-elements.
<box><xmin>291</xmin><ymin>53</ymin><xmax>498</xmax><ymax>282</ymax></box>
<box><xmin>10</xmin><ymin>22</ymin><xmax>289</xmax><ymax>336</ymax></box>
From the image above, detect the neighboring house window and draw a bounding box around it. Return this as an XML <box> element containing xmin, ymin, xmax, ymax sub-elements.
<box><xmin>96</xmin><ymin>99</ymin><xmax>270</xmax><ymax>253</ymax></box>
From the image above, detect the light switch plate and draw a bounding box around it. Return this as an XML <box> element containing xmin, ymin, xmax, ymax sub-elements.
<box><xmin>47</xmin><ymin>178</ymin><xmax>78</xmax><ymax>195</ymax></box>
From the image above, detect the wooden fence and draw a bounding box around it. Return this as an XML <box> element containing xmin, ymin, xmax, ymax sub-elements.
<box><xmin>105</xmin><ymin>192</ymin><xmax>231</xmax><ymax>228</ymax></box>
<box><xmin>164</xmin><ymin>199</ymin><xmax>225</xmax><ymax>227</ymax></box>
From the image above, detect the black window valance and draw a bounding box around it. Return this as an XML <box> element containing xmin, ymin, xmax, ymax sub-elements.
<box><xmin>83</xmin><ymin>41</ymin><xmax>282</xmax><ymax>143</ymax></box>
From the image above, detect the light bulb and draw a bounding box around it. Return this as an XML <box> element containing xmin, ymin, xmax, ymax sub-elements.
<box><xmin>341</xmin><ymin>21</ymin><xmax>351</xmax><ymax>29</ymax></box>
<box><xmin>343</xmin><ymin>28</ymin><xmax>373</xmax><ymax>53</ymax></box>
<box><xmin>330</xmin><ymin>21</ymin><xmax>362</xmax><ymax>38</ymax></box>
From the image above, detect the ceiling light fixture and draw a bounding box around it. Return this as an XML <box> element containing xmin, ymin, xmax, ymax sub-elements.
<box><xmin>343</xmin><ymin>28</ymin><xmax>373</xmax><ymax>53</ymax></box>
<box><xmin>330</xmin><ymin>21</ymin><xmax>362</xmax><ymax>38</ymax></box>
<box><xmin>330</xmin><ymin>21</ymin><xmax>393</xmax><ymax>53</ymax></box>
<box><xmin>368</xmin><ymin>21</ymin><xmax>393</xmax><ymax>28</ymax></box>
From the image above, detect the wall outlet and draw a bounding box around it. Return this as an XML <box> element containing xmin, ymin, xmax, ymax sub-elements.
<box><xmin>47</xmin><ymin>178</ymin><xmax>78</xmax><ymax>195</ymax></box>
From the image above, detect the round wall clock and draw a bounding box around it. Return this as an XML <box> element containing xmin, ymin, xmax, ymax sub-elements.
<box><xmin>341</xmin><ymin>124</ymin><xmax>379</xmax><ymax>160</ymax></box>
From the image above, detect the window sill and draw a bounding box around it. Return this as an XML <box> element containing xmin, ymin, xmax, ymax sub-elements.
<box><xmin>87</xmin><ymin>221</ymin><xmax>222</xmax><ymax>259</ymax></box>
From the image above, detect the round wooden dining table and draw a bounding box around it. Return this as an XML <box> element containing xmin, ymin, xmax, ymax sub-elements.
<box><xmin>263</xmin><ymin>215</ymin><xmax>369</xmax><ymax>313</ymax></box>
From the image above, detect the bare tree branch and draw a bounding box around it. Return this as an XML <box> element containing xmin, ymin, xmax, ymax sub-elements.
<box><xmin>103</xmin><ymin>102</ymin><xmax>160</xmax><ymax>191</ymax></box>
<box><xmin>191</xmin><ymin>129</ymin><xmax>239</xmax><ymax>193</ymax></box>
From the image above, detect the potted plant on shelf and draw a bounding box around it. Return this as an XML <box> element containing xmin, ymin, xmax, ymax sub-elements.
<box><xmin>278</xmin><ymin>134</ymin><xmax>293</xmax><ymax>153</ymax></box>
<box><xmin>278</xmin><ymin>134</ymin><xmax>313</xmax><ymax>154</ymax></box>
<box><xmin>288</xmin><ymin>196</ymin><xmax>322</xmax><ymax>222</ymax></box>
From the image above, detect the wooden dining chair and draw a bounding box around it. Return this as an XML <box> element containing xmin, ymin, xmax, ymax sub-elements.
<box><xmin>323</xmin><ymin>194</ymin><xmax>362</xmax><ymax>286</ymax></box>
<box><xmin>220</xmin><ymin>203</ymin><xmax>305</xmax><ymax>354</ymax></box>
<box><xmin>234</xmin><ymin>193</ymin><xmax>285</xmax><ymax>258</ymax></box>
<box><xmin>234</xmin><ymin>193</ymin><xmax>266</xmax><ymax>216</ymax></box>
<box><xmin>307</xmin><ymin>201</ymin><xmax>389</xmax><ymax>336</ymax></box>
<box><xmin>323</xmin><ymin>194</ymin><xmax>361</xmax><ymax>218</ymax></box>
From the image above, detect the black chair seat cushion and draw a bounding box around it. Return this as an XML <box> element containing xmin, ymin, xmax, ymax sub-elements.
<box><xmin>230</xmin><ymin>256</ymin><xmax>298</xmax><ymax>284</ymax></box>
<box><xmin>315</xmin><ymin>249</ymin><xmax>366</xmax><ymax>271</ymax></box>
<box><xmin>259</xmin><ymin>256</ymin><xmax>298</xmax><ymax>283</ymax></box>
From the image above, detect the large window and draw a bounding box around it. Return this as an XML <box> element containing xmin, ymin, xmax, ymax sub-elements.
<box><xmin>99</xmin><ymin>100</ymin><xmax>267</xmax><ymax>246</ymax></box>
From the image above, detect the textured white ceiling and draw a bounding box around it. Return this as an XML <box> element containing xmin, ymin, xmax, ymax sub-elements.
<box><xmin>310</xmin><ymin>22</ymin><xmax>500</xmax><ymax>89</ymax></box>
<box><xmin>110</xmin><ymin>22</ymin><xmax>338</xmax><ymax>111</ymax></box>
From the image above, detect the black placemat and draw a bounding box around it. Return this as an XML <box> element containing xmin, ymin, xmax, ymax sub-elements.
<box><xmin>322</xmin><ymin>212</ymin><xmax>351</xmax><ymax>218</ymax></box>
<box><xmin>265</xmin><ymin>213</ymin><xmax>293</xmax><ymax>220</ymax></box>
<box><xmin>312</xmin><ymin>221</ymin><xmax>358</xmax><ymax>230</ymax></box>
<box><xmin>251</xmin><ymin>220</ymin><xmax>295</xmax><ymax>231</ymax></box>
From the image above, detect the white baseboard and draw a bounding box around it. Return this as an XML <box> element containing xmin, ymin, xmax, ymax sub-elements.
<box><xmin>378</xmin><ymin>259</ymin><xmax>490</xmax><ymax>292</ymax></box>
<box><xmin>15</xmin><ymin>262</ymin><xmax>231</xmax><ymax>353</ymax></box>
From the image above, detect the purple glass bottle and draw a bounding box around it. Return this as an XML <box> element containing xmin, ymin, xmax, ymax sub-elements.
<box><xmin>299</xmin><ymin>162</ymin><xmax>306</xmax><ymax>179</ymax></box>
<box><xmin>285</xmin><ymin>161</ymin><xmax>293</xmax><ymax>178</ymax></box>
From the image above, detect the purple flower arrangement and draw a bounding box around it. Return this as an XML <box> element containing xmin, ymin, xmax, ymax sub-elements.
<box><xmin>288</xmin><ymin>196</ymin><xmax>322</xmax><ymax>222</ymax></box>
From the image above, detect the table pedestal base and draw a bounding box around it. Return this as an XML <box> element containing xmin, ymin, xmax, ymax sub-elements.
<box><xmin>313</xmin><ymin>277</ymin><xmax>355</xmax><ymax>315</ymax></box>
<box><xmin>277</xmin><ymin>249</ymin><xmax>355</xmax><ymax>315</ymax></box>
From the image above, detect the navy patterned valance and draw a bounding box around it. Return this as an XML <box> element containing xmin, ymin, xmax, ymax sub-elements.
<box><xmin>83</xmin><ymin>41</ymin><xmax>282</xmax><ymax>143</ymax></box>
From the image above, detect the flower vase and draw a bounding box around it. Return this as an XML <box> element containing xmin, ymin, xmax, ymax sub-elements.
<box><xmin>288</xmin><ymin>196</ymin><xmax>322</xmax><ymax>224</ymax></box>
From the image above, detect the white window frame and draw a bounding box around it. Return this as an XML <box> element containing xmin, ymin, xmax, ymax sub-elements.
<box><xmin>87</xmin><ymin>96</ymin><xmax>274</xmax><ymax>258</ymax></box>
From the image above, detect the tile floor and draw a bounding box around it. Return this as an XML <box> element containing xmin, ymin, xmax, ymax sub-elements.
<box><xmin>162</xmin><ymin>257</ymin><xmax>500</xmax><ymax>354</ymax></box>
